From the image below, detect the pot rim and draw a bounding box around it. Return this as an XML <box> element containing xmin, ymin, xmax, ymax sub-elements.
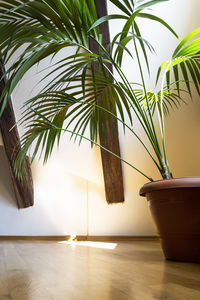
<box><xmin>139</xmin><ymin>176</ymin><xmax>200</xmax><ymax>197</ymax></box>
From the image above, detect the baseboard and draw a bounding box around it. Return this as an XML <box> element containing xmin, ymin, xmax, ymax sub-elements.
<box><xmin>0</xmin><ymin>235</ymin><xmax>159</xmax><ymax>241</ymax></box>
<box><xmin>85</xmin><ymin>235</ymin><xmax>159</xmax><ymax>241</ymax></box>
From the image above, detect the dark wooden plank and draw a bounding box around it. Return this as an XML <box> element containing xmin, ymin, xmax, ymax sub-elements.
<box><xmin>88</xmin><ymin>0</ymin><xmax>124</xmax><ymax>203</ymax></box>
<box><xmin>0</xmin><ymin>60</ymin><xmax>34</xmax><ymax>208</ymax></box>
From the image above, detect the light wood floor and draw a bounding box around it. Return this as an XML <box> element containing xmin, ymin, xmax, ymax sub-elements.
<box><xmin>0</xmin><ymin>240</ymin><xmax>200</xmax><ymax>300</ymax></box>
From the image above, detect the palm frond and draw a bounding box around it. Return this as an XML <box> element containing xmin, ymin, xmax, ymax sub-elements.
<box><xmin>20</xmin><ymin>69</ymin><xmax>132</xmax><ymax>148</ymax></box>
<box><xmin>0</xmin><ymin>0</ymin><xmax>102</xmax><ymax>111</ymax></box>
<box><xmin>133</xmin><ymin>82</ymin><xmax>188</xmax><ymax>116</ymax></box>
<box><xmin>156</xmin><ymin>28</ymin><xmax>200</xmax><ymax>96</ymax></box>
<box><xmin>15</xmin><ymin>106</ymin><xmax>153</xmax><ymax>182</ymax></box>
<box><xmin>90</xmin><ymin>0</ymin><xmax>178</xmax><ymax>69</ymax></box>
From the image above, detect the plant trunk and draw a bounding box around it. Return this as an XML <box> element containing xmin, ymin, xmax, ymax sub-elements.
<box><xmin>161</xmin><ymin>159</ymin><xmax>173</xmax><ymax>180</ymax></box>
<box><xmin>161</xmin><ymin>168</ymin><xmax>173</xmax><ymax>180</ymax></box>
<box><xmin>162</xmin><ymin>173</ymin><xmax>173</xmax><ymax>180</ymax></box>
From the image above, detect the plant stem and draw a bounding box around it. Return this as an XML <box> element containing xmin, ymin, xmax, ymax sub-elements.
<box><xmin>87</xmin><ymin>37</ymin><xmax>166</xmax><ymax>177</ymax></box>
<box><xmin>88</xmin><ymin>41</ymin><xmax>164</xmax><ymax>172</ymax></box>
<box><xmin>77</xmin><ymin>98</ymin><xmax>162</xmax><ymax>172</ymax></box>
<box><xmin>132</xmin><ymin>31</ymin><xmax>166</xmax><ymax>176</ymax></box>
<box><xmin>159</xmin><ymin>61</ymin><xmax>172</xmax><ymax>178</ymax></box>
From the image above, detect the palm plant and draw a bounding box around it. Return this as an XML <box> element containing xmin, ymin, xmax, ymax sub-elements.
<box><xmin>0</xmin><ymin>0</ymin><xmax>199</xmax><ymax>182</ymax></box>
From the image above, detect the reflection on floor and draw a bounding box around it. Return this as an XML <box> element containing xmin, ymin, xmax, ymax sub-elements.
<box><xmin>0</xmin><ymin>240</ymin><xmax>200</xmax><ymax>300</ymax></box>
<box><xmin>58</xmin><ymin>240</ymin><xmax>117</xmax><ymax>250</ymax></box>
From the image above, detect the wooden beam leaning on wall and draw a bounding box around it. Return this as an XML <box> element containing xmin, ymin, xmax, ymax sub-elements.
<box><xmin>88</xmin><ymin>0</ymin><xmax>124</xmax><ymax>204</ymax></box>
<box><xmin>0</xmin><ymin>60</ymin><xmax>34</xmax><ymax>209</ymax></box>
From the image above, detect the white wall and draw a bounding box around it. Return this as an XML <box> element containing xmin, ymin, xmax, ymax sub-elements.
<box><xmin>0</xmin><ymin>0</ymin><xmax>199</xmax><ymax>236</ymax></box>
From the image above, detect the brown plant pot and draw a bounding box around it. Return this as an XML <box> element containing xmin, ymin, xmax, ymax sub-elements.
<box><xmin>139</xmin><ymin>177</ymin><xmax>200</xmax><ymax>262</ymax></box>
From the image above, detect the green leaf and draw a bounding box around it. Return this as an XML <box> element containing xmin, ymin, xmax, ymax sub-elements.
<box><xmin>173</xmin><ymin>28</ymin><xmax>200</xmax><ymax>59</ymax></box>
<box><xmin>89</xmin><ymin>14</ymin><xmax>128</xmax><ymax>32</ymax></box>
<box><xmin>137</xmin><ymin>13</ymin><xmax>179</xmax><ymax>39</ymax></box>
<box><xmin>136</xmin><ymin>0</ymin><xmax>169</xmax><ymax>11</ymax></box>
<box><xmin>109</xmin><ymin>0</ymin><xmax>132</xmax><ymax>16</ymax></box>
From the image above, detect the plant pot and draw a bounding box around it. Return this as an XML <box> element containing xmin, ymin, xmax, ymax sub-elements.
<box><xmin>139</xmin><ymin>177</ymin><xmax>200</xmax><ymax>262</ymax></box>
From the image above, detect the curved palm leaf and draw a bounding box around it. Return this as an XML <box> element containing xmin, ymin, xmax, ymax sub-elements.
<box><xmin>133</xmin><ymin>83</ymin><xmax>188</xmax><ymax>116</ymax></box>
<box><xmin>15</xmin><ymin>108</ymin><xmax>154</xmax><ymax>182</ymax></box>
<box><xmin>156</xmin><ymin>28</ymin><xmax>200</xmax><ymax>96</ymax></box>
<box><xmin>89</xmin><ymin>0</ymin><xmax>178</xmax><ymax>69</ymax></box>
<box><xmin>0</xmin><ymin>0</ymin><xmax>101</xmax><ymax>109</ymax></box>
<box><xmin>20</xmin><ymin>69</ymin><xmax>132</xmax><ymax>148</ymax></box>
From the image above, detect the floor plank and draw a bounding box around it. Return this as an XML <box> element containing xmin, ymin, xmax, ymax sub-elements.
<box><xmin>0</xmin><ymin>240</ymin><xmax>199</xmax><ymax>300</ymax></box>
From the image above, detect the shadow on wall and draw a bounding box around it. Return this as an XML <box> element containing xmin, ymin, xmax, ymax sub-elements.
<box><xmin>0</xmin><ymin>145</ymin><xmax>17</xmax><ymax>208</ymax></box>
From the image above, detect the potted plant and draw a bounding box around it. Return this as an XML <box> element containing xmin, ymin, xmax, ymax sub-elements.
<box><xmin>0</xmin><ymin>0</ymin><xmax>200</xmax><ymax>261</ymax></box>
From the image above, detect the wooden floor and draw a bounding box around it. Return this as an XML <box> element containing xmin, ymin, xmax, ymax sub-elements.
<box><xmin>0</xmin><ymin>240</ymin><xmax>200</xmax><ymax>300</ymax></box>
